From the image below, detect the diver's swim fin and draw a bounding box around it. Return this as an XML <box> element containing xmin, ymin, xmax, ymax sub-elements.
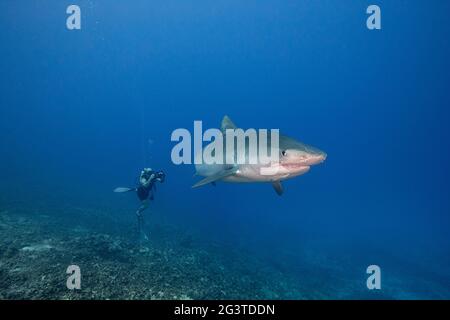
<box><xmin>113</xmin><ymin>187</ymin><xmax>136</xmax><ymax>193</ymax></box>
<box><xmin>192</xmin><ymin>167</ymin><xmax>238</xmax><ymax>188</ymax></box>
<box><xmin>272</xmin><ymin>181</ymin><xmax>283</xmax><ymax>196</ymax></box>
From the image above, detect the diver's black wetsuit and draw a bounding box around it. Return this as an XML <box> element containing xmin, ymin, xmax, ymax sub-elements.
<box><xmin>135</xmin><ymin>170</ymin><xmax>165</xmax><ymax>241</ymax></box>
<box><xmin>137</xmin><ymin>184</ymin><xmax>152</xmax><ymax>201</ymax></box>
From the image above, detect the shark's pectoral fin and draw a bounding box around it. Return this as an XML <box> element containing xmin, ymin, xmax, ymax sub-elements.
<box><xmin>272</xmin><ymin>181</ymin><xmax>283</xmax><ymax>196</ymax></box>
<box><xmin>192</xmin><ymin>167</ymin><xmax>238</xmax><ymax>188</ymax></box>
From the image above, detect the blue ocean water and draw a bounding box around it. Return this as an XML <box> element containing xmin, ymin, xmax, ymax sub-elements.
<box><xmin>0</xmin><ymin>1</ymin><xmax>449</xmax><ymax>299</ymax></box>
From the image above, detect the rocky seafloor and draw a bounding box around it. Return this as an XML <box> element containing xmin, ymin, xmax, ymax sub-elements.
<box><xmin>0</xmin><ymin>203</ymin><xmax>449</xmax><ymax>300</ymax></box>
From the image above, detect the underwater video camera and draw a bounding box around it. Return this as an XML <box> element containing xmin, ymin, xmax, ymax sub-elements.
<box><xmin>155</xmin><ymin>171</ymin><xmax>165</xmax><ymax>183</ymax></box>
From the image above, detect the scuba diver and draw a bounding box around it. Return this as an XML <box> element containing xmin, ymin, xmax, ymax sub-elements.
<box><xmin>114</xmin><ymin>168</ymin><xmax>165</xmax><ymax>241</ymax></box>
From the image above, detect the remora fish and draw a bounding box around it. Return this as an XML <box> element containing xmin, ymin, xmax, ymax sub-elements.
<box><xmin>193</xmin><ymin>116</ymin><xmax>327</xmax><ymax>195</ymax></box>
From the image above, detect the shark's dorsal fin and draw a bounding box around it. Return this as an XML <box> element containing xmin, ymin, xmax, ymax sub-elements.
<box><xmin>272</xmin><ymin>181</ymin><xmax>283</xmax><ymax>196</ymax></box>
<box><xmin>221</xmin><ymin>115</ymin><xmax>237</xmax><ymax>132</ymax></box>
<box><xmin>192</xmin><ymin>167</ymin><xmax>238</xmax><ymax>188</ymax></box>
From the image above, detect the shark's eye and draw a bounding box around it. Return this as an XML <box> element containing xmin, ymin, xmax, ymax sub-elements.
<box><xmin>281</xmin><ymin>150</ymin><xmax>287</xmax><ymax>157</ymax></box>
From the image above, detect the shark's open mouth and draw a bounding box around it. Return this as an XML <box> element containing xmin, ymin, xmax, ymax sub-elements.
<box><xmin>283</xmin><ymin>155</ymin><xmax>326</xmax><ymax>167</ymax></box>
<box><xmin>281</xmin><ymin>163</ymin><xmax>310</xmax><ymax>170</ymax></box>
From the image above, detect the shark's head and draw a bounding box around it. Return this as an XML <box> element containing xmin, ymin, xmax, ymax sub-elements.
<box><xmin>270</xmin><ymin>135</ymin><xmax>327</xmax><ymax>178</ymax></box>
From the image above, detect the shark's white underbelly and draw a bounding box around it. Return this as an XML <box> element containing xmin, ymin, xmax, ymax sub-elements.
<box><xmin>221</xmin><ymin>165</ymin><xmax>310</xmax><ymax>183</ymax></box>
<box><xmin>195</xmin><ymin>161</ymin><xmax>311</xmax><ymax>185</ymax></box>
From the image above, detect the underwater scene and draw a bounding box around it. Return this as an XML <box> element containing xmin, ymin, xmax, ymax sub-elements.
<box><xmin>1</xmin><ymin>1</ymin><xmax>449</xmax><ymax>300</ymax></box>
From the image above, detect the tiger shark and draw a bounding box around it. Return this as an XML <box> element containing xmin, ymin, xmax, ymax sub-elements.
<box><xmin>192</xmin><ymin>116</ymin><xmax>327</xmax><ymax>195</ymax></box>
